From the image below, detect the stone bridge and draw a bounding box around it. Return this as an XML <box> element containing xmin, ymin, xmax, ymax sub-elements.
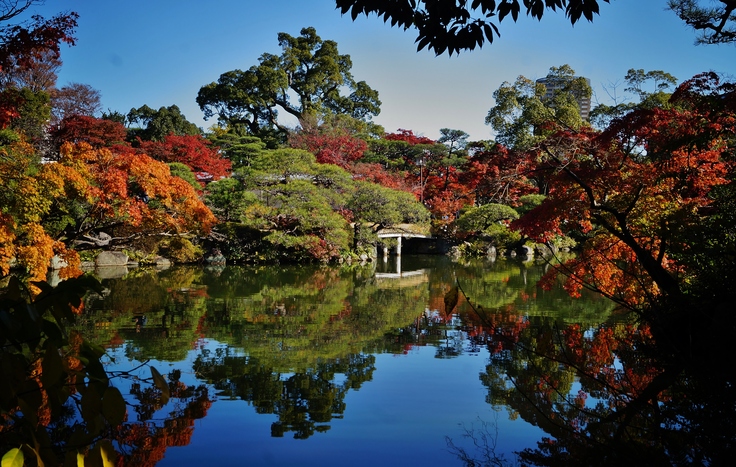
<box><xmin>376</xmin><ymin>223</ymin><xmax>431</xmax><ymax>257</ymax></box>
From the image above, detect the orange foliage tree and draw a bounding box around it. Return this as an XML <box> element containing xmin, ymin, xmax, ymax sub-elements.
<box><xmin>1</xmin><ymin>140</ymin><xmax>216</xmax><ymax>282</ymax></box>
<box><xmin>55</xmin><ymin>142</ymin><xmax>217</xmax><ymax>246</ymax></box>
<box><xmin>0</xmin><ymin>138</ymin><xmax>80</xmax><ymax>282</ymax></box>
<box><xmin>513</xmin><ymin>73</ymin><xmax>736</xmax><ymax>315</ymax></box>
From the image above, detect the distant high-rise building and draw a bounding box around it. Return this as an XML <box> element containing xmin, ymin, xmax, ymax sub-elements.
<box><xmin>536</xmin><ymin>76</ymin><xmax>591</xmax><ymax>121</ymax></box>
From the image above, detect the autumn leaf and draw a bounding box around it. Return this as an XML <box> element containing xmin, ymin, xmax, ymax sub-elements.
<box><xmin>151</xmin><ymin>366</ymin><xmax>170</xmax><ymax>405</ymax></box>
<box><xmin>1</xmin><ymin>448</ymin><xmax>23</xmax><ymax>467</ymax></box>
<box><xmin>444</xmin><ymin>285</ymin><xmax>459</xmax><ymax>315</ymax></box>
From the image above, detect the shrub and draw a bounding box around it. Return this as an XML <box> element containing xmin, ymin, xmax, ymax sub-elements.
<box><xmin>161</xmin><ymin>237</ymin><xmax>203</xmax><ymax>263</ymax></box>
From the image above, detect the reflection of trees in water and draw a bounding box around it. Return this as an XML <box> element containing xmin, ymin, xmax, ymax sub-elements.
<box><xmin>387</xmin><ymin>310</ymin><xmax>483</xmax><ymax>358</ymax></box>
<box><xmin>81</xmin><ymin>260</ymin><xmax>704</xmax><ymax>463</ymax></box>
<box><xmin>110</xmin><ymin>369</ymin><xmax>213</xmax><ymax>467</ymax></box>
<box><xmin>193</xmin><ymin>348</ymin><xmax>375</xmax><ymax>439</ymax></box>
<box><xmin>383</xmin><ymin>257</ymin><xmax>615</xmax><ymax>359</ymax></box>
<box><xmin>200</xmin><ymin>264</ymin><xmax>427</xmax><ymax>367</ymax></box>
<box><xmin>80</xmin><ymin>266</ymin><xmax>210</xmax><ymax>361</ymax></box>
<box><xmin>465</xmin><ymin>304</ymin><xmax>736</xmax><ymax>465</ymax></box>
<box><xmin>438</xmin><ymin>257</ymin><xmax>736</xmax><ymax>465</ymax></box>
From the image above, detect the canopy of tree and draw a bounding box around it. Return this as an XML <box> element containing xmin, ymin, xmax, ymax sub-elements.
<box><xmin>0</xmin><ymin>4</ymin><xmax>106</xmax><ymax>156</ymax></box>
<box><xmin>589</xmin><ymin>68</ymin><xmax>678</xmax><ymax>129</ymax></box>
<box><xmin>0</xmin><ymin>2</ymin><xmax>78</xmax><ymax>73</ymax></box>
<box><xmin>197</xmin><ymin>27</ymin><xmax>381</xmax><ymax>144</ymax></box>
<box><xmin>126</xmin><ymin>104</ymin><xmax>201</xmax><ymax>141</ymax></box>
<box><xmin>335</xmin><ymin>0</ymin><xmax>610</xmax><ymax>54</ymax></box>
<box><xmin>50</xmin><ymin>82</ymin><xmax>101</xmax><ymax>124</ymax></box>
<box><xmin>486</xmin><ymin>65</ymin><xmax>592</xmax><ymax>150</ymax></box>
<box><xmin>514</xmin><ymin>71</ymin><xmax>736</xmax><ymax>322</ymax></box>
<box><xmin>1</xmin><ymin>140</ymin><xmax>217</xmax><ymax>280</ymax></box>
<box><xmin>669</xmin><ymin>0</ymin><xmax>736</xmax><ymax>44</ymax></box>
<box><xmin>335</xmin><ymin>0</ymin><xmax>736</xmax><ymax>54</ymax></box>
<box><xmin>137</xmin><ymin>134</ymin><xmax>231</xmax><ymax>179</ymax></box>
<box><xmin>205</xmin><ymin>146</ymin><xmax>430</xmax><ymax>262</ymax></box>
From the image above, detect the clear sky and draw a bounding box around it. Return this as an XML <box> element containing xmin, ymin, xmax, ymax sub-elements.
<box><xmin>20</xmin><ymin>0</ymin><xmax>736</xmax><ymax>141</ymax></box>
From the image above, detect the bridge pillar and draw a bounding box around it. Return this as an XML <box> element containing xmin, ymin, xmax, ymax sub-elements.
<box><xmin>396</xmin><ymin>235</ymin><xmax>402</xmax><ymax>256</ymax></box>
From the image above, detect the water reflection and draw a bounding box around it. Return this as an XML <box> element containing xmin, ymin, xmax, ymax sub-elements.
<box><xmin>85</xmin><ymin>267</ymin><xmax>598</xmax><ymax>401</ymax></box>
<box><xmin>9</xmin><ymin>256</ymin><xmax>668</xmax><ymax>464</ymax></box>
<box><xmin>116</xmin><ymin>370</ymin><xmax>212</xmax><ymax>467</ymax></box>
<box><xmin>463</xmin><ymin>293</ymin><xmax>736</xmax><ymax>465</ymax></box>
<box><xmin>193</xmin><ymin>349</ymin><xmax>375</xmax><ymax>439</ymax></box>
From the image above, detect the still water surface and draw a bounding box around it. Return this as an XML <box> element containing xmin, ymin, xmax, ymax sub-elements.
<box><xmin>79</xmin><ymin>255</ymin><xmax>614</xmax><ymax>466</ymax></box>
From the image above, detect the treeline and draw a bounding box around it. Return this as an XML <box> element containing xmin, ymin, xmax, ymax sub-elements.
<box><xmin>0</xmin><ymin>25</ymin><xmax>569</xmax><ymax>283</ymax></box>
<box><xmin>4</xmin><ymin>17</ymin><xmax>736</xmax><ymax>336</ymax></box>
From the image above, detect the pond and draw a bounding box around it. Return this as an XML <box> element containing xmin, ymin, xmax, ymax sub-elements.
<box><xmin>68</xmin><ymin>254</ymin><xmax>619</xmax><ymax>466</ymax></box>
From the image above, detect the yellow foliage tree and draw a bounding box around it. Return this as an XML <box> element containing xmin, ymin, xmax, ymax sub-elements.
<box><xmin>1</xmin><ymin>141</ymin><xmax>217</xmax><ymax>283</ymax></box>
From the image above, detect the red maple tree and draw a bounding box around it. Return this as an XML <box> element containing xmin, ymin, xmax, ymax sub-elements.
<box><xmin>137</xmin><ymin>134</ymin><xmax>232</xmax><ymax>180</ymax></box>
<box><xmin>513</xmin><ymin>72</ymin><xmax>736</xmax><ymax>311</ymax></box>
<box><xmin>289</xmin><ymin>126</ymin><xmax>367</xmax><ymax>169</ymax></box>
<box><xmin>0</xmin><ymin>10</ymin><xmax>78</xmax><ymax>128</ymax></box>
<box><xmin>51</xmin><ymin>115</ymin><xmax>128</xmax><ymax>149</ymax></box>
<box><xmin>384</xmin><ymin>128</ymin><xmax>435</xmax><ymax>145</ymax></box>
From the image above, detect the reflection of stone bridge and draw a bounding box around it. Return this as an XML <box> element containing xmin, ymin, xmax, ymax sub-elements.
<box><xmin>374</xmin><ymin>270</ymin><xmax>429</xmax><ymax>288</ymax></box>
<box><xmin>374</xmin><ymin>254</ymin><xmax>430</xmax><ymax>288</ymax></box>
<box><xmin>376</xmin><ymin>224</ymin><xmax>432</xmax><ymax>257</ymax></box>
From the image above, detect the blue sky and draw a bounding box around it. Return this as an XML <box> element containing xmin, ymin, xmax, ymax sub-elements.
<box><xmin>21</xmin><ymin>0</ymin><xmax>736</xmax><ymax>141</ymax></box>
